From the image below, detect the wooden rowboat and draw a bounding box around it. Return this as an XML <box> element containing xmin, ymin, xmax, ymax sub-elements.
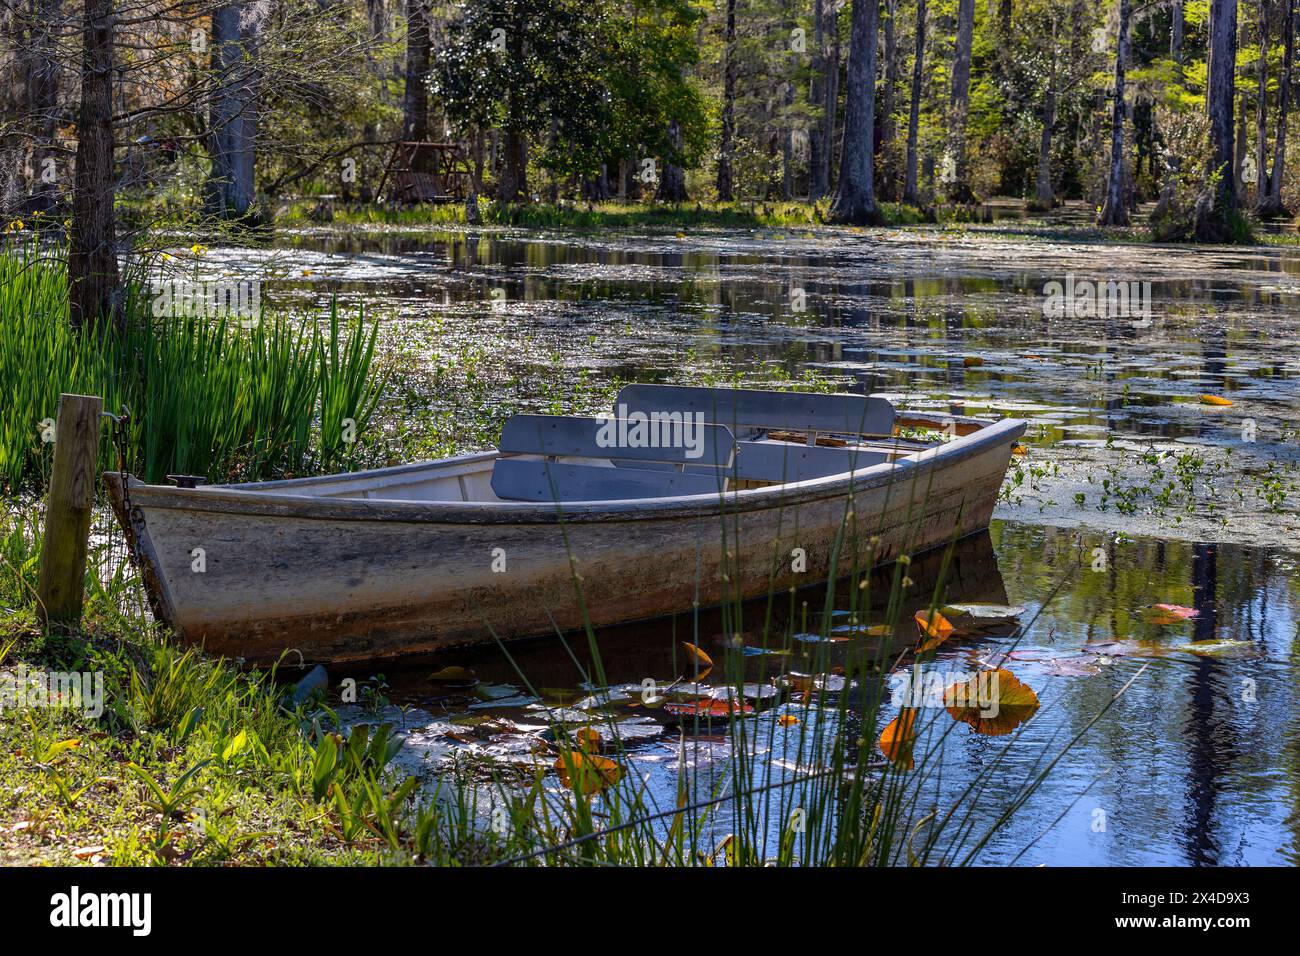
<box><xmin>106</xmin><ymin>386</ymin><xmax>1026</xmax><ymax>664</ymax></box>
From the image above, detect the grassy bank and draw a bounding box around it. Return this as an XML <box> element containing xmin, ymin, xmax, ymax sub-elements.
<box><xmin>0</xmin><ymin>244</ymin><xmax>384</xmax><ymax>492</ymax></box>
<box><xmin>283</xmin><ymin>198</ymin><xmax>936</xmax><ymax>231</ymax></box>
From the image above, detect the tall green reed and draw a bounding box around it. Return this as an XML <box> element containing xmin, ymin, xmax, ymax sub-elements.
<box><xmin>0</xmin><ymin>243</ymin><xmax>384</xmax><ymax>491</ymax></box>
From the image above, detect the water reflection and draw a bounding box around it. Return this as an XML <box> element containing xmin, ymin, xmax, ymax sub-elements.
<box><xmin>195</xmin><ymin>222</ymin><xmax>1300</xmax><ymax>453</ymax></box>
<box><xmin>366</xmin><ymin>523</ymin><xmax>1298</xmax><ymax>865</ymax></box>
<box><xmin>190</xmin><ymin>219</ymin><xmax>1300</xmax><ymax>863</ymax></box>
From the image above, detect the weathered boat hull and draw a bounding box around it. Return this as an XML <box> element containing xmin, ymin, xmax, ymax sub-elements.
<box><xmin>106</xmin><ymin>419</ymin><xmax>1025</xmax><ymax>664</ymax></box>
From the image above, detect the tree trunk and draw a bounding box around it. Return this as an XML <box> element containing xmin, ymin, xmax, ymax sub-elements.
<box><xmin>585</xmin><ymin>163</ymin><xmax>612</xmax><ymax>201</ymax></box>
<box><xmin>22</xmin><ymin>0</ymin><xmax>63</xmax><ymax>213</ymax></box>
<box><xmin>823</xmin><ymin>2</ymin><xmax>840</xmax><ymax>192</ymax></box>
<box><xmin>1034</xmin><ymin>13</ymin><xmax>1058</xmax><ymax>208</ymax></box>
<box><xmin>878</xmin><ymin>0</ymin><xmax>899</xmax><ymax>199</ymax></box>
<box><xmin>657</xmin><ymin>120</ymin><xmax>689</xmax><ymax>201</ymax></box>
<box><xmin>782</xmin><ymin>83</ymin><xmax>795</xmax><ymax>199</ymax></box>
<box><xmin>1263</xmin><ymin>0</ymin><xmax>1294</xmax><ymax>214</ymax></box>
<box><xmin>498</xmin><ymin>128</ymin><xmax>527</xmax><ymax>202</ymax></box>
<box><xmin>945</xmin><ymin>0</ymin><xmax>976</xmax><ymax>202</ymax></box>
<box><xmin>1098</xmin><ymin>0</ymin><xmax>1131</xmax><ymax>225</ymax></box>
<box><xmin>205</xmin><ymin>5</ymin><xmax>259</xmax><ymax>219</ymax></box>
<box><xmin>1254</xmin><ymin>0</ymin><xmax>1269</xmax><ymax>209</ymax></box>
<box><xmin>68</xmin><ymin>0</ymin><xmax>118</xmax><ymax>330</ymax></box>
<box><xmin>828</xmin><ymin>0</ymin><xmax>882</xmax><ymax>224</ymax></box>
<box><xmin>402</xmin><ymin>0</ymin><xmax>430</xmax><ymax>143</ymax></box>
<box><xmin>808</xmin><ymin>0</ymin><xmax>828</xmax><ymax>200</ymax></box>
<box><xmin>1197</xmin><ymin>0</ymin><xmax>1240</xmax><ymax>240</ymax></box>
<box><xmin>902</xmin><ymin>0</ymin><xmax>926</xmax><ymax>205</ymax></box>
<box><xmin>717</xmin><ymin>0</ymin><xmax>737</xmax><ymax>201</ymax></box>
<box><xmin>994</xmin><ymin>0</ymin><xmax>1016</xmax><ymax>194</ymax></box>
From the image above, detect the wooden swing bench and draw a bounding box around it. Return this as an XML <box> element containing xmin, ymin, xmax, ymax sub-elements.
<box><xmin>376</xmin><ymin>141</ymin><xmax>472</xmax><ymax>205</ymax></box>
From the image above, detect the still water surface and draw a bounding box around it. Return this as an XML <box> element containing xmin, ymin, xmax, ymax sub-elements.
<box><xmin>196</xmin><ymin>213</ymin><xmax>1299</xmax><ymax>864</ymax></box>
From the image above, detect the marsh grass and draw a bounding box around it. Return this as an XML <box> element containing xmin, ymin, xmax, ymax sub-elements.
<box><xmin>0</xmin><ymin>243</ymin><xmax>384</xmax><ymax>491</ymax></box>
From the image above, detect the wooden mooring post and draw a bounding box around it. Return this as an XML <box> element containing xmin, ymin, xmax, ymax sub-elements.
<box><xmin>37</xmin><ymin>393</ymin><xmax>103</xmax><ymax>627</ymax></box>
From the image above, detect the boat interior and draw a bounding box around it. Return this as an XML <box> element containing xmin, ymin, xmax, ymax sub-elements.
<box><xmin>222</xmin><ymin>386</ymin><xmax>963</xmax><ymax>504</ymax></box>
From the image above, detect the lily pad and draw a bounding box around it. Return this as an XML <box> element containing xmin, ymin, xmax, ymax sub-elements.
<box><xmin>1043</xmin><ymin>658</ymin><xmax>1102</xmax><ymax>677</ymax></box>
<box><xmin>467</xmin><ymin>694</ymin><xmax>541</xmax><ymax>710</ymax></box>
<box><xmin>941</xmin><ymin>603</ymin><xmax>1027</xmax><ymax>622</ymax></box>
<box><xmin>1178</xmin><ymin>640</ymin><xmax>1261</xmax><ymax>659</ymax></box>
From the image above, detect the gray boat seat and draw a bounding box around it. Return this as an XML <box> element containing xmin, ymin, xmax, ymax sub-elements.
<box><xmin>492</xmin><ymin>414</ymin><xmax>737</xmax><ymax>503</ymax></box>
<box><xmin>611</xmin><ymin>385</ymin><xmax>895</xmax><ymax>484</ymax></box>
<box><xmin>614</xmin><ymin>384</ymin><xmax>895</xmax><ymax>440</ymax></box>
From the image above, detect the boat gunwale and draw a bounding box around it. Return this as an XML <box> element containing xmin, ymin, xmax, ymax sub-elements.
<box><xmin>110</xmin><ymin>418</ymin><xmax>1027</xmax><ymax>525</ymax></box>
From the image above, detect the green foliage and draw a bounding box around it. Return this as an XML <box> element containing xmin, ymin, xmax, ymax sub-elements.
<box><xmin>0</xmin><ymin>243</ymin><xmax>384</xmax><ymax>492</ymax></box>
<box><xmin>433</xmin><ymin>0</ymin><xmax>707</xmax><ymax>185</ymax></box>
<box><xmin>433</xmin><ymin>0</ymin><xmax>614</xmax><ymax>180</ymax></box>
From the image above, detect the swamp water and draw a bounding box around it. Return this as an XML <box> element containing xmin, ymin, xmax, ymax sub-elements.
<box><xmin>187</xmin><ymin>213</ymin><xmax>1299</xmax><ymax>864</ymax></box>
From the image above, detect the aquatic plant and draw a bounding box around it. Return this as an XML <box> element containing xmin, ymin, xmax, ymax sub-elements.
<box><xmin>0</xmin><ymin>244</ymin><xmax>384</xmax><ymax>491</ymax></box>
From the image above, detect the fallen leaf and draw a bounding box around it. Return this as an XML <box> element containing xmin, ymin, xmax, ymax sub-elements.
<box><xmin>553</xmin><ymin>751</ymin><xmax>623</xmax><ymax>795</ymax></box>
<box><xmin>879</xmin><ymin>710</ymin><xmax>919</xmax><ymax>770</ymax></box>
<box><xmin>828</xmin><ymin>623</ymin><xmax>892</xmax><ymax>637</ymax></box>
<box><xmin>682</xmin><ymin>641</ymin><xmax>713</xmax><ymax>680</ymax></box>
<box><xmin>576</xmin><ymin>727</ymin><xmax>602</xmax><ymax>752</ymax></box>
<box><xmin>707</xmin><ymin>684</ymin><xmax>777</xmax><ymax>701</ymax></box>
<box><xmin>944</xmin><ymin>668</ymin><xmax>1040</xmax><ymax>735</ymax></box>
<box><xmin>1082</xmin><ymin>640</ymin><xmax>1172</xmax><ymax>658</ymax></box>
<box><xmin>72</xmin><ymin>845</ymin><xmax>105</xmax><ymax>860</ymax></box>
<box><xmin>942</xmin><ymin>603</ymin><xmax>1027</xmax><ymax>623</ymax></box>
<box><xmin>783</xmin><ymin>672</ymin><xmax>815</xmax><ymax>694</ymax></box>
<box><xmin>682</xmin><ymin>642</ymin><xmax>713</xmax><ymax>669</ymax></box>
<box><xmin>664</xmin><ymin>699</ymin><xmax>754</xmax><ymax>718</ymax></box>
<box><xmin>795</xmin><ymin>631</ymin><xmax>850</xmax><ymax>643</ymax></box>
<box><xmin>914</xmin><ymin>609</ymin><xmax>956</xmax><ymax>653</ymax></box>
<box><xmin>777</xmin><ymin>715</ymin><xmax>800</xmax><ymax>727</ymax></box>
<box><xmin>963</xmin><ymin>356</ymin><xmax>985</xmax><ymax>368</ymax></box>
<box><xmin>741</xmin><ymin>645</ymin><xmax>791</xmax><ymax>657</ymax></box>
<box><xmin>1012</xmin><ymin>443</ymin><xmax>1028</xmax><ymax>456</ymax></box>
<box><xmin>1200</xmin><ymin>394</ymin><xmax>1233</xmax><ymax>406</ymax></box>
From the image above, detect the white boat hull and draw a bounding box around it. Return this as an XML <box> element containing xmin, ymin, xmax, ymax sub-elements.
<box><xmin>106</xmin><ymin>418</ymin><xmax>1025</xmax><ymax>664</ymax></box>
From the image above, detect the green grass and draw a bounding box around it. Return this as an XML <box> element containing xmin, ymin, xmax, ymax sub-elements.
<box><xmin>0</xmin><ymin>243</ymin><xmax>384</xmax><ymax>491</ymax></box>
